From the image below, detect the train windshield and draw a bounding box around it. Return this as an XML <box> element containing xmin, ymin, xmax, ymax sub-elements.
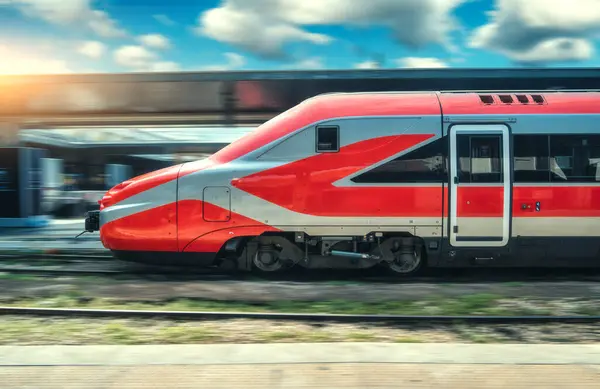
<box><xmin>210</xmin><ymin>100</ymin><xmax>312</xmax><ymax>164</ymax></box>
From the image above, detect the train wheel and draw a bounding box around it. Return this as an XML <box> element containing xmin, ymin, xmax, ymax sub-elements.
<box><xmin>374</xmin><ymin>237</ymin><xmax>425</xmax><ymax>277</ymax></box>
<box><xmin>252</xmin><ymin>246</ymin><xmax>285</xmax><ymax>272</ymax></box>
<box><xmin>386</xmin><ymin>247</ymin><xmax>424</xmax><ymax>276</ymax></box>
<box><xmin>248</xmin><ymin>236</ymin><xmax>303</xmax><ymax>274</ymax></box>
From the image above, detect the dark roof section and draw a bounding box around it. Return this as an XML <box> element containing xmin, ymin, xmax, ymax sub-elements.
<box><xmin>3</xmin><ymin>67</ymin><xmax>600</xmax><ymax>83</ymax></box>
<box><xmin>3</xmin><ymin>68</ymin><xmax>600</xmax><ymax>126</ymax></box>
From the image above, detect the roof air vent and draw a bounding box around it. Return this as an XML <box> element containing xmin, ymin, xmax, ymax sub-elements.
<box><xmin>531</xmin><ymin>94</ymin><xmax>545</xmax><ymax>104</ymax></box>
<box><xmin>479</xmin><ymin>95</ymin><xmax>494</xmax><ymax>104</ymax></box>
<box><xmin>498</xmin><ymin>95</ymin><xmax>514</xmax><ymax>104</ymax></box>
<box><xmin>516</xmin><ymin>94</ymin><xmax>529</xmax><ymax>104</ymax></box>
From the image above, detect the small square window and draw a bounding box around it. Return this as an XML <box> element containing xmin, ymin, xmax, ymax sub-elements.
<box><xmin>316</xmin><ymin>126</ymin><xmax>339</xmax><ymax>152</ymax></box>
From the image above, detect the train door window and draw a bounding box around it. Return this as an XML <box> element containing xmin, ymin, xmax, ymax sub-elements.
<box><xmin>0</xmin><ymin>169</ymin><xmax>8</xmax><ymax>190</ymax></box>
<box><xmin>316</xmin><ymin>125</ymin><xmax>339</xmax><ymax>152</ymax></box>
<box><xmin>549</xmin><ymin>135</ymin><xmax>600</xmax><ymax>182</ymax></box>
<box><xmin>351</xmin><ymin>137</ymin><xmax>446</xmax><ymax>183</ymax></box>
<box><xmin>457</xmin><ymin>135</ymin><xmax>503</xmax><ymax>183</ymax></box>
<box><xmin>0</xmin><ymin>149</ymin><xmax>18</xmax><ymax>191</ymax></box>
<box><xmin>513</xmin><ymin>135</ymin><xmax>550</xmax><ymax>183</ymax></box>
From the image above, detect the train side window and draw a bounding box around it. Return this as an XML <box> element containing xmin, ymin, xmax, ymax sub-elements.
<box><xmin>549</xmin><ymin>135</ymin><xmax>600</xmax><ymax>182</ymax></box>
<box><xmin>316</xmin><ymin>126</ymin><xmax>339</xmax><ymax>152</ymax></box>
<box><xmin>513</xmin><ymin>135</ymin><xmax>550</xmax><ymax>183</ymax></box>
<box><xmin>456</xmin><ymin>135</ymin><xmax>503</xmax><ymax>183</ymax></box>
<box><xmin>351</xmin><ymin>137</ymin><xmax>446</xmax><ymax>183</ymax></box>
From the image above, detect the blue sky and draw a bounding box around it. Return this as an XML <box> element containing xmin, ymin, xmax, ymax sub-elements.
<box><xmin>0</xmin><ymin>0</ymin><xmax>599</xmax><ymax>74</ymax></box>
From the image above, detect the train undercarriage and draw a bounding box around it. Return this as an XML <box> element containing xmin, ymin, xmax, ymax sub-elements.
<box><xmin>110</xmin><ymin>233</ymin><xmax>426</xmax><ymax>275</ymax></box>
<box><xmin>215</xmin><ymin>232</ymin><xmax>425</xmax><ymax>275</ymax></box>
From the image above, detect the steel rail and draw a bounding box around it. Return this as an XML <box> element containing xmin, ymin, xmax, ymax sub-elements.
<box><xmin>0</xmin><ymin>266</ymin><xmax>223</xmax><ymax>277</ymax></box>
<box><xmin>1</xmin><ymin>306</ymin><xmax>600</xmax><ymax>324</ymax></box>
<box><xmin>3</xmin><ymin>262</ymin><xmax>600</xmax><ymax>283</ymax></box>
<box><xmin>0</xmin><ymin>254</ymin><xmax>113</xmax><ymax>261</ymax></box>
<box><xmin>0</xmin><ymin>267</ymin><xmax>126</xmax><ymax>276</ymax></box>
<box><xmin>0</xmin><ymin>264</ymin><xmax>236</xmax><ymax>278</ymax></box>
<box><xmin>3</xmin><ymin>251</ymin><xmax>600</xmax><ymax>283</ymax></box>
<box><xmin>0</xmin><ymin>250</ymin><xmax>111</xmax><ymax>259</ymax></box>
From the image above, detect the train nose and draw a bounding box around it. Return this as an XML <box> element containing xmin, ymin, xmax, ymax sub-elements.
<box><xmin>99</xmin><ymin>164</ymin><xmax>184</xmax><ymax>210</ymax></box>
<box><xmin>98</xmin><ymin>164</ymin><xmax>183</xmax><ymax>252</ymax></box>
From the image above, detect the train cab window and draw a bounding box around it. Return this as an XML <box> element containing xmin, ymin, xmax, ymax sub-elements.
<box><xmin>513</xmin><ymin>134</ymin><xmax>551</xmax><ymax>183</ymax></box>
<box><xmin>316</xmin><ymin>126</ymin><xmax>339</xmax><ymax>152</ymax></box>
<box><xmin>549</xmin><ymin>135</ymin><xmax>600</xmax><ymax>182</ymax></box>
<box><xmin>457</xmin><ymin>135</ymin><xmax>503</xmax><ymax>183</ymax></box>
<box><xmin>351</xmin><ymin>137</ymin><xmax>446</xmax><ymax>183</ymax></box>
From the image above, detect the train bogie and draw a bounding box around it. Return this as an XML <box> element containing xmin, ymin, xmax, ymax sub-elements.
<box><xmin>215</xmin><ymin>233</ymin><xmax>426</xmax><ymax>275</ymax></box>
<box><xmin>86</xmin><ymin>90</ymin><xmax>600</xmax><ymax>274</ymax></box>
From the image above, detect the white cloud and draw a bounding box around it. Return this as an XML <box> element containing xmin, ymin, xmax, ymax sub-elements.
<box><xmin>88</xmin><ymin>10</ymin><xmax>126</xmax><ymax>38</ymax></box>
<box><xmin>354</xmin><ymin>60</ymin><xmax>380</xmax><ymax>69</ymax></box>
<box><xmin>4</xmin><ymin>0</ymin><xmax>90</xmax><ymax>24</ymax></box>
<box><xmin>199</xmin><ymin>52</ymin><xmax>246</xmax><ymax>71</ymax></box>
<box><xmin>397</xmin><ymin>57</ymin><xmax>448</xmax><ymax>68</ymax></box>
<box><xmin>114</xmin><ymin>45</ymin><xmax>156</xmax><ymax>69</ymax></box>
<box><xmin>223</xmin><ymin>52</ymin><xmax>245</xmax><ymax>68</ymax></box>
<box><xmin>291</xmin><ymin>57</ymin><xmax>324</xmax><ymax>69</ymax></box>
<box><xmin>113</xmin><ymin>45</ymin><xmax>180</xmax><ymax>72</ymax></box>
<box><xmin>450</xmin><ymin>57</ymin><xmax>466</xmax><ymax>64</ymax></box>
<box><xmin>153</xmin><ymin>14</ymin><xmax>176</xmax><ymax>26</ymax></box>
<box><xmin>196</xmin><ymin>0</ymin><xmax>466</xmax><ymax>58</ymax></box>
<box><xmin>197</xmin><ymin>4</ymin><xmax>331</xmax><ymax>58</ymax></box>
<box><xmin>274</xmin><ymin>57</ymin><xmax>324</xmax><ymax>70</ymax></box>
<box><xmin>0</xmin><ymin>45</ymin><xmax>71</xmax><ymax>74</ymax></box>
<box><xmin>77</xmin><ymin>41</ymin><xmax>105</xmax><ymax>59</ymax></box>
<box><xmin>469</xmin><ymin>0</ymin><xmax>600</xmax><ymax>63</ymax></box>
<box><xmin>506</xmin><ymin>38</ymin><xmax>593</xmax><ymax>63</ymax></box>
<box><xmin>4</xmin><ymin>0</ymin><xmax>126</xmax><ymax>38</ymax></box>
<box><xmin>148</xmin><ymin>61</ymin><xmax>180</xmax><ymax>72</ymax></box>
<box><xmin>138</xmin><ymin>34</ymin><xmax>171</xmax><ymax>50</ymax></box>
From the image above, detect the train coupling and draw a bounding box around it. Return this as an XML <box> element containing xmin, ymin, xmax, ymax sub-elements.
<box><xmin>75</xmin><ymin>210</ymin><xmax>100</xmax><ymax>239</ymax></box>
<box><xmin>84</xmin><ymin>210</ymin><xmax>100</xmax><ymax>233</ymax></box>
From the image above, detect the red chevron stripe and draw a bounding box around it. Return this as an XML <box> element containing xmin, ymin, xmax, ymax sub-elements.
<box><xmin>232</xmin><ymin>134</ymin><xmax>440</xmax><ymax>217</ymax></box>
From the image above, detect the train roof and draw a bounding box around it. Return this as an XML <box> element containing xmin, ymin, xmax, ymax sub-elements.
<box><xmin>309</xmin><ymin>90</ymin><xmax>600</xmax><ymax>116</ymax></box>
<box><xmin>212</xmin><ymin>90</ymin><xmax>600</xmax><ymax>163</ymax></box>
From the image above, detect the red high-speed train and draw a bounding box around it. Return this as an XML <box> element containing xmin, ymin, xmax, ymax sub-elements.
<box><xmin>85</xmin><ymin>91</ymin><xmax>600</xmax><ymax>275</ymax></box>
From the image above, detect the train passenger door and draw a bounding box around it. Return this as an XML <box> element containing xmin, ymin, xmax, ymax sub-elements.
<box><xmin>448</xmin><ymin>124</ymin><xmax>511</xmax><ymax>247</ymax></box>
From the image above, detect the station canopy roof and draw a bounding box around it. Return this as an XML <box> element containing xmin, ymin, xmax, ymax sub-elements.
<box><xmin>18</xmin><ymin>125</ymin><xmax>256</xmax><ymax>152</ymax></box>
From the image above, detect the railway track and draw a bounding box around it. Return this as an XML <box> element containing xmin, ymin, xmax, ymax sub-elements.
<box><xmin>0</xmin><ymin>254</ymin><xmax>113</xmax><ymax>262</ymax></box>
<box><xmin>3</xmin><ymin>258</ymin><xmax>600</xmax><ymax>283</ymax></box>
<box><xmin>0</xmin><ymin>262</ymin><xmax>232</xmax><ymax>278</ymax></box>
<box><xmin>2</xmin><ymin>306</ymin><xmax>600</xmax><ymax>324</ymax></box>
<box><xmin>3</xmin><ymin>250</ymin><xmax>600</xmax><ymax>283</ymax></box>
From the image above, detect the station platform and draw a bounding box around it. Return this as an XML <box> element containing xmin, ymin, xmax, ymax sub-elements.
<box><xmin>0</xmin><ymin>239</ymin><xmax>105</xmax><ymax>253</ymax></box>
<box><xmin>0</xmin><ymin>218</ymin><xmax>86</xmax><ymax>238</ymax></box>
<box><xmin>1</xmin><ymin>343</ymin><xmax>599</xmax><ymax>388</ymax></box>
<box><xmin>0</xmin><ymin>215</ymin><xmax>50</xmax><ymax>228</ymax></box>
<box><xmin>0</xmin><ymin>218</ymin><xmax>106</xmax><ymax>254</ymax></box>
